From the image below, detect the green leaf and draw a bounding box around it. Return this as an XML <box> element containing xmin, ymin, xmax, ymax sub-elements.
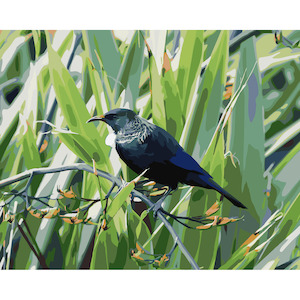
<box><xmin>46</xmin><ymin>32</ymin><xmax>112</xmax><ymax>172</ymax></box>
<box><xmin>127</xmin><ymin>204</ymin><xmax>152</xmax><ymax>265</ymax></box>
<box><xmin>135</xmin><ymin>210</ymin><xmax>148</xmax><ymax>239</ymax></box>
<box><xmin>226</xmin><ymin>36</ymin><xmax>266</xmax><ymax>220</ymax></box>
<box><xmin>56</xmin><ymin>130</ymin><xmax>95</xmax><ymax>164</ymax></box>
<box><xmin>219</xmin><ymin>210</ymin><xmax>282</xmax><ymax>269</ymax></box>
<box><xmin>181</xmin><ymin>30</ymin><xmax>229</xmax><ymax>155</ymax></box>
<box><xmin>90</xmin><ymin>222</ymin><xmax>129</xmax><ymax>269</ymax></box>
<box><xmin>12</xmin><ymin>214</ymin><xmax>45</xmax><ymax>269</ymax></box>
<box><xmin>220</xmin><ymin>36</ymin><xmax>266</xmax><ymax>264</ymax></box>
<box><xmin>32</xmin><ymin>30</ymin><xmax>41</xmax><ymax>59</ymax></box>
<box><xmin>0</xmin><ymin>30</ymin><xmax>10</xmax><ymax>48</ymax></box>
<box><xmin>177</xmin><ymin>30</ymin><xmax>204</xmax><ymax>116</ymax></box>
<box><xmin>106</xmin><ymin>182</ymin><xmax>134</xmax><ymax>219</ymax></box>
<box><xmin>0</xmin><ymin>113</ymin><xmax>19</xmax><ymax>165</ymax></box>
<box><xmin>113</xmin><ymin>31</ymin><xmax>145</xmax><ymax>108</ymax></box>
<box><xmin>219</xmin><ymin>246</ymin><xmax>249</xmax><ymax>269</ymax></box>
<box><xmin>84</xmin><ymin>30</ymin><xmax>121</xmax><ymax>90</ymax></box>
<box><xmin>265</xmin><ymin>120</ymin><xmax>300</xmax><ymax>157</ymax></box>
<box><xmin>270</xmin><ymin>142</ymin><xmax>300</xmax><ymax>210</ymax></box>
<box><xmin>56</xmin><ymin>31</ymin><xmax>74</xmax><ymax>57</ymax></box>
<box><xmin>161</xmin><ymin>52</ymin><xmax>184</xmax><ymax>140</ymax></box>
<box><xmin>0</xmin><ymin>30</ymin><xmax>22</xmax><ymax>60</ymax></box>
<box><xmin>22</xmin><ymin>121</ymin><xmax>42</xmax><ymax>194</ymax></box>
<box><xmin>0</xmin><ymin>221</ymin><xmax>9</xmax><ymax>246</ymax></box>
<box><xmin>47</xmin><ymin>57</ymin><xmax>90</xmax><ymax>133</ymax></box>
<box><xmin>255</xmin><ymin>224</ymin><xmax>300</xmax><ymax>270</ymax></box>
<box><xmin>85</xmin><ymin>56</ymin><xmax>107</xmax><ymax>116</ymax></box>
<box><xmin>147</xmin><ymin>33</ymin><xmax>167</xmax><ymax>130</ymax></box>
<box><xmin>64</xmin><ymin>224</ymin><xmax>81</xmax><ymax>269</ymax></box>
<box><xmin>258</xmin><ymin>193</ymin><xmax>300</xmax><ymax>263</ymax></box>
<box><xmin>273</xmin><ymin>142</ymin><xmax>300</xmax><ymax>177</ymax></box>
<box><xmin>22</xmin><ymin>122</ymin><xmax>42</xmax><ymax>170</ymax></box>
<box><xmin>82</xmin><ymin>31</ymin><xmax>113</xmax><ymax>109</ymax></box>
<box><xmin>181</xmin><ymin>133</ymin><xmax>225</xmax><ymax>269</ymax></box>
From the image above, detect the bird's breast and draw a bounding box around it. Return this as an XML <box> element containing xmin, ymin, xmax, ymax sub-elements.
<box><xmin>116</xmin><ymin>140</ymin><xmax>151</xmax><ymax>173</ymax></box>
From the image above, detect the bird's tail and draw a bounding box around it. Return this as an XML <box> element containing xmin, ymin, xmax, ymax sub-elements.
<box><xmin>207</xmin><ymin>178</ymin><xmax>247</xmax><ymax>209</ymax></box>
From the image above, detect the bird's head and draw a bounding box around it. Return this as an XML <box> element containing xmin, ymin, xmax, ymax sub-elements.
<box><xmin>87</xmin><ymin>108</ymin><xmax>137</xmax><ymax>133</ymax></box>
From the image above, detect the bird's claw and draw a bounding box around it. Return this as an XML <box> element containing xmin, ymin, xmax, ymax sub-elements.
<box><xmin>147</xmin><ymin>188</ymin><xmax>173</xmax><ymax>218</ymax></box>
<box><xmin>147</xmin><ymin>202</ymin><xmax>162</xmax><ymax>218</ymax></box>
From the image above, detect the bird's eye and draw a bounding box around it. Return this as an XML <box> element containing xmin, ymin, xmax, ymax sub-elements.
<box><xmin>105</xmin><ymin>114</ymin><xmax>113</xmax><ymax>120</ymax></box>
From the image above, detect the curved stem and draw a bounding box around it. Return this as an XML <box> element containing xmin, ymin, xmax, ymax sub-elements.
<box><xmin>0</xmin><ymin>163</ymin><xmax>200</xmax><ymax>270</ymax></box>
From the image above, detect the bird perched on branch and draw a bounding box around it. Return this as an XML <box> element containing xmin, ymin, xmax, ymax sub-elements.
<box><xmin>87</xmin><ymin>108</ymin><xmax>246</xmax><ymax>214</ymax></box>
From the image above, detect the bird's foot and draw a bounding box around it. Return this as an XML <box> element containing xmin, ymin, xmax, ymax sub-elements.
<box><xmin>147</xmin><ymin>200</ymin><xmax>164</xmax><ymax>218</ymax></box>
<box><xmin>147</xmin><ymin>187</ymin><xmax>173</xmax><ymax>218</ymax></box>
<box><xmin>163</xmin><ymin>239</ymin><xmax>178</xmax><ymax>267</ymax></box>
<box><xmin>104</xmin><ymin>181</ymin><xmax>117</xmax><ymax>200</ymax></box>
<box><xmin>131</xmin><ymin>239</ymin><xmax>178</xmax><ymax>268</ymax></box>
<box><xmin>152</xmin><ymin>240</ymin><xmax>178</xmax><ymax>268</ymax></box>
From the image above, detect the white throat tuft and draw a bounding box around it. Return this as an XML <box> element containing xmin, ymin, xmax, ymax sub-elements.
<box><xmin>116</xmin><ymin>116</ymin><xmax>154</xmax><ymax>144</ymax></box>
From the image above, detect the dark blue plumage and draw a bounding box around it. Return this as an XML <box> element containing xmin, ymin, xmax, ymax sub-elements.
<box><xmin>87</xmin><ymin>108</ymin><xmax>246</xmax><ymax>209</ymax></box>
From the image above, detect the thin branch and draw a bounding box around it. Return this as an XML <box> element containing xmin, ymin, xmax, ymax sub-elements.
<box><xmin>153</xmin><ymin>212</ymin><xmax>199</xmax><ymax>269</ymax></box>
<box><xmin>0</xmin><ymin>163</ymin><xmax>200</xmax><ymax>270</ymax></box>
<box><xmin>17</xmin><ymin>220</ymin><xmax>49</xmax><ymax>269</ymax></box>
<box><xmin>22</xmin><ymin>218</ymin><xmax>48</xmax><ymax>265</ymax></box>
<box><xmin>6</xmin><ymin>201</ymin><xmax>17</xmax><ymax>269</ymax></box>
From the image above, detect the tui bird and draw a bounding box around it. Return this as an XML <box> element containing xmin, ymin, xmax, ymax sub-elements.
<box><xmin>87</xmin><ymin>108</ymin><xmax>246</xmax><ymax>213</ymax></box>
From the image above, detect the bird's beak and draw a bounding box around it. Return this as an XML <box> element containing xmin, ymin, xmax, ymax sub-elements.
<box><xmin>86</xmin><ymin>115</ymin><xmax>105</xmax><ymax>124</ymax></box>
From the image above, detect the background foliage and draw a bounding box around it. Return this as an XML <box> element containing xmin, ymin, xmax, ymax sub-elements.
<box><xmin>0</xmin><ymin>30</ymin><xmax>299</xmax><ymax>269</ymax></box>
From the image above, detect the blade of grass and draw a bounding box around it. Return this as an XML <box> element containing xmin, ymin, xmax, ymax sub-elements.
<box><xmin>176</xmin><ymin>30</ymin><xmax>204</xmax><ymax>116</ymax></box>
<box><xmin>181</xmin><ymin>133</ymin><xmax>225</xmax><ymax>269</ymax></box>
<box><xmin>180</xmin><ymin>30</ymin><xmax>229</xmax><ymax>155</ymax></box>
<box><xmin>221</xmin><ymin>36</ymin><xmax>266</xmax><ymax>264</ymax></box>
<box><xmin>85</xmin><ymin>30</ymin><xmax>121</xmax><ymax>90</ymax></box>
<box><xmin>46</xmin><ymin>31</ymin><xmax>112</xmax><ymax>172</ymax></box>
<box><xmin>113</xmin><ymin>31</ymin><xmax>145</xmax><ymax>108</ymax></box>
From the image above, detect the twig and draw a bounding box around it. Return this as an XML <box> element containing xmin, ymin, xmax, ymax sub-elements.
<box><xmin>22</xmin><ymin>218</ymin><xmax>48</xmax><ymax>265</ymax></box>
<box><xmin>141</xmin><ymin>186</ymin><xmax>193</xmax><ymax>251</ymax></box>
<box><xmin>0</xmin><ymin>163</ymin><xmax>200</xmax><ymax>270</ymax></box>
<box><xmin>17</xmin><ymin>219</ymin><xmax>49</xmax><ymax>269</ymax></box>
<box><xmin>6</xmin><ymin>201</ymin><xmax>18</xmax><ymax>269</ymax></box>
